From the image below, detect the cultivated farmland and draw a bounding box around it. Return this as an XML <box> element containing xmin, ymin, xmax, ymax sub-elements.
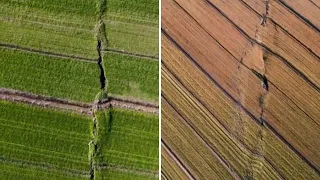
<box><xmin>94</xmin><ymin>108</ymin><xmax>159</xmax><ymax>179</ymax></box>
<box><xmin>0</xmin><ymin>100</ymin><xmax>91</xmax><ymax>179</ymax></box>
<box><xmin>161</xmin><ymin>0</ymin><xmax>320</xmax><ymax>179</ymax></box>
<box><xmin>0</xmin><ymin>0</ymin><xmax>159</xmax><ymax>179</ymax></box>
<box><xmin>103</xmin><ymin>52</ymin><xmax>159</xmax><ymax>102</ymax></box>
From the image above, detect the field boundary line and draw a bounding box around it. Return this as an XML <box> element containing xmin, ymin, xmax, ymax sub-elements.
<box><xmin>103</xmin><ymin>48</ymin><xmax>159</xmax><ymax>60</ymax></box>
<box><xmin>0</xmin><ymin>42</ymin><xmax>96</xmax><ymax>63</ymax></box>
<box><xmin>0</xmin><ymin>88</ymin><xmax>158</xmax><ymax>114</ymax></box>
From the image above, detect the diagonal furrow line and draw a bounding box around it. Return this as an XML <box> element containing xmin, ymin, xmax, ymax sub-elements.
<box><xmin>276</xmin><ymin>0</ymin><xmax>320</xmax><ymax>33</ymax></box>
<box><xmin>161</xmin><ymin>140</ymin><xmax>196</xmax><ymax>180</ymax></box>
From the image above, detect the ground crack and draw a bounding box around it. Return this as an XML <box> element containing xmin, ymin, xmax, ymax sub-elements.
<box><xmin>88</xmin><ymin>0</ymin><xmax>108</xmax><ymax>179</ymax></box>
<box><xmin>261</xmin><ymin>0</ymin><xmax>270</xmax><ymax>26</ymax></box>
<box><xmin>97</xmin><ymin>40</ymin><xmax>106</xmax><ymax>90</ymax></box>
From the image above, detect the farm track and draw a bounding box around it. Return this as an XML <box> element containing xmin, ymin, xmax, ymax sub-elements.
<box><xmin>162</xmin><ymin>0</ymin><xmax>320</xmax><ymax>178</ymax></box>
<box><xmin>0</xmin><ymin>88</ymin><xmax>158</xmax><ymax>114</ymax></box>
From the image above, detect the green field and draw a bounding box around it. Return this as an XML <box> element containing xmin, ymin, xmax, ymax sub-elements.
<box><xmin>95</xmin><ymin>168</ymin><xmax>158</xmax><ymax>180</ymax></box>
<box><xmin>95</xmin><ymin>108</ymin><xmax>158</xmax><ymax>179</ymax></box>
<box><xmin>0</xmin><ymin>0</ymin><xmax>97</xmax><ymax>58</ymax></box>
<box><xmin>104</xmin><ymin>52</ymin><xmax>159</xmax><ymax>102</ymax></box>
<box><xmin>0</xmin><ymin>162</ymin><xmax>87</xmax><ymax>180</ymax></box>
<box><xmin>0</xmin><ymin>101</ymin><xmax>92</xmax><ymax>178</ymax></box>
<box><xmin>107</xmin><ymin>0</ymin><xmax>158</xmax><ymax>21</ymax></box>
<box><xmin>104</xmin><ymin>0</ymin><xmax>159</xmax><ymax>56</ymax></box>
<box><xmin>105</xmin><ymin>21</ymin><xmax>158</xmax><ymax>56</ymax></box>
<box><xmin>0</xmin><ymin>48</ymin><xmax>100</xmax><ymax>102</ymax></box>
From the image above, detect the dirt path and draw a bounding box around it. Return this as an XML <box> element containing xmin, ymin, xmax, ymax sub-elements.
<box><xmin>0</xmin><ymin>88</ymin><xmax>158</xmax><ymax>114</ymax></box>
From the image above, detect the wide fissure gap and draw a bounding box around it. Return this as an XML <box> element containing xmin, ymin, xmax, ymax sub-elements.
<box><xmin>88</xmin><ymin>0</ymin><xmax>108</xmax><ymax>179</ymax></box>
<box><xmin>97</xmin><ymin>40</ymin><xmax>106</xmax><ymax>90</ymax></box>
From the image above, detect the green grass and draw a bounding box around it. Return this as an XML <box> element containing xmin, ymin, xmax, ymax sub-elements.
<box><xmin>0</xmin><ymin>0</ymin><xmax>98</xmax><ymax>17</ymax></box>
<box><xmin>106</xmin><ymin>0</ymin><xmax>158</xmax><ymax>22</ymax></box>
<box><xmin>0</xmin><ymin>162</ymin><xmax>87</xmax><ymax>180</ymax></box>
<box><xmin>0</xmin><ymin>48</ymin><xmax>100</xmax><ymax>102</ymax></box>
<box><xmin>106</xmin><ymin>20</ymin><xmax>158</xmax><ymax>56</ymax></box>
<box><xmin>104</xmin><ymin>0</ymin><xmax>159</xmax><ymax>56</ymax></box>
<box><xmin>0</xmin><ymin>100</ymin><xmax>92</xmax><ymax>176</ymax></box>
<box><xmin>103</xmin><ymin>52</ymin><xmax>159</xmax><ymax>102</ymax></box>
<box><xmin>0</xmin><ymin>1</ymin><xmax>97</xmax><ymax>58</ymax></box>
<box><xmin>95</xmin><ymin>108</ymin><xmax>158</xmax><ymax>172</ymax></box>
<box><xmin>95</xmin><ymin>168</ymin><xmax>158</xmax><ymax>180</ymax></box>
